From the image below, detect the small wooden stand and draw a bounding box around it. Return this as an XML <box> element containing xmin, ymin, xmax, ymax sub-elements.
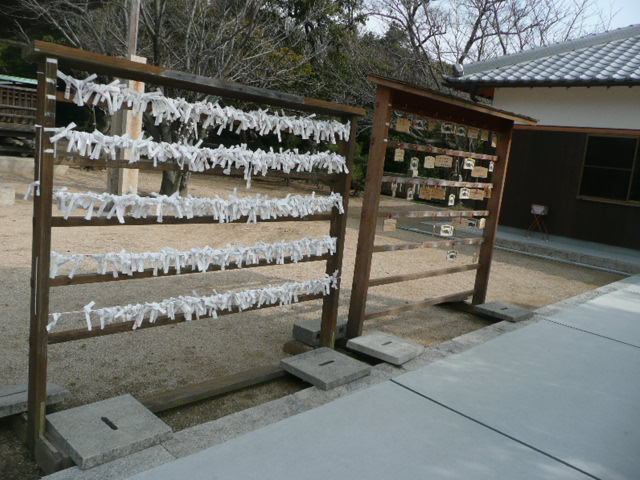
<box><xmin>346</xmin><ymin>75</ymin><xmax>536</xmax><ymax>338</ymax></box>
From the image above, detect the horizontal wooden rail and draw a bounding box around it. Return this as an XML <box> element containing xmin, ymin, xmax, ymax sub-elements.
<box><xmin>363</xmin><ymin>289</ymin><xmax>475</xmax><ymax>321</ymax></box>
<box><xmin>47</xmin><ymin>293</ymin><xmax>324</xmax><ymax>344</ymax></box>
<box><xmin>387</xmin><ymin>141</ymin><xmax>498</xmax><ymax>161</ymax></box>
<box><xmin>377</xmin><ymin>209</ymin><xmax>488</xmax><ymax>219</ymax></box>
<box><xmin>382</xmin><ymin>175</ymin><xmax>493</xmax><ymax>189</ymax></box>
<box><xmin>373</xmin><ymin>237</ymin><xmax>483</xmax><ymax>253</ymax></box>
<box><xmin>50</xmin><ymin>253</ymin><xmax>331</xmax><ymax>286</ymax></box>
<box><xmin>368</xmin><ymin>263</ymin><xmax>479</xmax><ymax>287</ymax></box>
<box><xmin>0</xmin><ymin>104</ymin><xmax>37</xmax><ymax>111</ymax></box>
<box><xmin>139</xmin><ymin>364</ymin><xmax>286</xmax><ymax>413</ymax></box>
<box><xmin>28</xmin><ymin>41</ymin><xmax>366</xmax><ymax>117</ymax></box>
<box><xmin>50</xmin><ymin>213</ymin><xmax>332</xmax><ymax>227</ymax></box>
<box><xmin>53</xmin><ymin>156</ymin><xmax>339</xmax><ymax>184</ymax></box>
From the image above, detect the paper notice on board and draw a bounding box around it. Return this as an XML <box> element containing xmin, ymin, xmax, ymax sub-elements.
<box><xmin>395</xmin><ymin>117</ymin><xmax>411</xmax><ymax>133</ymax></box>
<box><xmin>434</xmin><ymin>155</ymin><xmax>453</xmax><ymax>167</ymax></box>
<box><xmin>472</xmin><ymin>166</ymin><xmax>488</xmax><ymax>178</ymax></box>
<box><xmin>394</xmin><ymin>148</ymin><xmax>405</xmax><ymax>162</ymax></box>
<box><xmin>469</xmin><ymin>189</ymin><xmax>485</xmax><ymax>200</ymax></box>
<box><xmin>424</xmin><ymin>156</ymin><xmax>435</xmax><ymax>168</ymax></box>
<box><xmin>383</xmin><ymin>218</ymin><xmax>397</xmax><ymax>232</ymax></box>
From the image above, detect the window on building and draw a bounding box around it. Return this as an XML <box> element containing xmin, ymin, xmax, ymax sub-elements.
<box><xmin>579</xmin><ymin>135</ymin><xmax>640</xmax><ymax>202</ymax></box>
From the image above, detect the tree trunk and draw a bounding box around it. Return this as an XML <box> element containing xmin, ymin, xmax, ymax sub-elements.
<box><xmin>160</xmin><ymin>170</ymin><xmax>190</xmax><ymax>195</ymax></box>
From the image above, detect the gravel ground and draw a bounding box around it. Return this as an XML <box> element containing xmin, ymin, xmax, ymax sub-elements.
<box><xmin>0</xmin><ymin>167</ymin><xmax>622</xmax><ymax>479</ymax></box>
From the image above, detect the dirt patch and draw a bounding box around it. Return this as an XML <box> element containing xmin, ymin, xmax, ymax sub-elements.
<box><xmin>0</xmin><ymin>168</ymin><xmax>621</xmax><ymax>478</ymax></box>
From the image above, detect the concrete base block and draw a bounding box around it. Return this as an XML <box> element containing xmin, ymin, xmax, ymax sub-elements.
<box><xmin>46</xmin><ymin>394</ymin><xmax>172</xmax><ymax>469</ymax></box>
<box><xmin>280</xmin><ymin>348</ymin><xmax>370</xmax><ymax>390</ymax></box>
<box><xmin>474</xmin><ymin>302</ymin><xmax>533</xmax><ymax>322</ymax></box>
<box><xmin>0</xmin><ymin>383</ymin><xmax>69</xmax><ymax>419</ymax></box>
<box><xmin>292</xmin><ymin>318</ymin><xmax>347</xmax><ymax>347</ymax></box>
<box><xmin>347</xmin><ymin>332</ymin><xmax>424</xmax><ymax>366</ymax></box>
<box><xmin>0</xmin><ymin>184</ymin><xmax>15</xmax><ymax>205</ymax></box>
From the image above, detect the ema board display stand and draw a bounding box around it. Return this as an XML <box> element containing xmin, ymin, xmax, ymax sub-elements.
<box><xmin>347</xmin><ymin>75</ymin><xmax>536</xmax><ymax>338</ymax></box>
<box><xmin>24</xmin><ymin>40</ymin><xmax>364</xmax><ymax>458</ymax></box>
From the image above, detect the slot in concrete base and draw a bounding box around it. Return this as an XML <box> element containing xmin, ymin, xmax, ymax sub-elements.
<box><xmin>347</xmin><ymin>332</ymin><xmax>424</xmax><ymax>366</ymax></box>
<box><xmin>46</xmin><ymin>394</ymin><xmax>172</xmax><ymax>469</ymax></box>
<box><xmin>292</xmin><ymin>318</ymin><xmax>347</xmax><ymax>347</ymax></box>
<box><xmin>0</xmin><ymin>383</ymin><xmax>69</xmax><ymax>419</ymax></box>
<box><xmin>280</xmin><ymin>348</ymin><xmax>370</xmax><ymax>390</ymax></box>
<box><xmin>474</xmin><ymin>302</ymin><xmax>533</xmax><ymax>322</ymax></box>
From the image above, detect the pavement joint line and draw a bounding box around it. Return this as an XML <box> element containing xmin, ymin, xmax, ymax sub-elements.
<box><xmin>389</xmin><ymin>379</ymin><xmax>602</xmax><ymax>480</ymax></box>
<box><xmin>544</xmin><ymin>318</ymin><xmax>640</xmax><ymax>350</ymax></box>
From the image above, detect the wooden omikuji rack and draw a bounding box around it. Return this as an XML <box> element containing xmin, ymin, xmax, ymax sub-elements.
<box><xmin>25</xmin><ymin>41</ymin><xmax>364</xmax><ymax>454</ymax></box>
<box><xmin>347</xmin><ymin>75</ymin><xmax>536</xmax><ymax>338</ymax></box>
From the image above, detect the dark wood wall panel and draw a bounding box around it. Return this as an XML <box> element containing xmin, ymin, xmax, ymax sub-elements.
<box><xmin>500</xmin><ymin>130</ymin><xmax>640</xmax><ymax>250</ymax></box>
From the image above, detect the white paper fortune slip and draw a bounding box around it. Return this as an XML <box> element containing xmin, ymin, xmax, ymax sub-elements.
<box><xmin>439</xmin><ymin>224</ymin><xmax>454</xmax><ymax>236</ymax></box>
<box><xmin>441</xmin><ymin>122</ymin><xmax>454</xmax><ymax>134</ymax></box>
<box><xmin>463</xmin><ymin>158</ymin><xmax>475</xmax><ymax>170</ymax></box>
<box><xmin>394</xmin><ymin>148</ymin><xmax>405</xmax><ymax>162</ymax></box>
<box><xmin>406</xmin><ymin>187</ymin><xmax>415</xmax><ymax>200</ymax></box>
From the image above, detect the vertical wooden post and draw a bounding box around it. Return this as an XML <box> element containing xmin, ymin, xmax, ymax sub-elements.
<box><xmin>346</xmin><ymin>86</ymin><xmax>392</xmax><ymax>339</ymax></box>
<box><xmin>472</xmin><ymin>124</ymin><xmax>513</xmax><ymax>305</ymax></box>
<box><xmin>27</xmin><ymin>56</ymin><xmax>57</xmax><ymax>452</ymax></box>
<box><xmin>107</xmin><ymin>55</ymin><xmax>146</xmax><ymax>195</ymax></box>
<box><xmin>320</xmin><ymin>117</ymin><xmax>359</xmax><ymax>348</ymax></box>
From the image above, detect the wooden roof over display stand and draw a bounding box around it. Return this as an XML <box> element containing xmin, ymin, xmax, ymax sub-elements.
<box><xmin>25</xmin><ymin>41</ymin><xmax>366</xmax><ymax>118</ymax></box>
<box><xmin>369</xmin><ymin>74</ymin><xmax>537</xmax><ymax>130</ymax></box>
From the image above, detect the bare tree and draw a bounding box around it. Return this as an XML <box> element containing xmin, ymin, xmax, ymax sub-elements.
<box><xmin>11</xmin><ymin>0</ymin><xmax>337</xmax><ymax>193</ymax></box>
<box><xmin>370</xmin><ymin>0</ymin><xmax>610</xmax><ymax>87</ymax></box>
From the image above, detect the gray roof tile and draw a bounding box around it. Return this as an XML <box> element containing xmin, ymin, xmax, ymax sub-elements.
<box><xmin>448</xmin><ymin>24</ymin><xmax>640</xmax><ymax>87</ymax></box>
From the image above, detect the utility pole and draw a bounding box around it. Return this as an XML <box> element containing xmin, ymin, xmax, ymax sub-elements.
<box><xmin>107</xmin><ymin>0</ymin><xmax>145</xmax><ymax>195</ymax></box>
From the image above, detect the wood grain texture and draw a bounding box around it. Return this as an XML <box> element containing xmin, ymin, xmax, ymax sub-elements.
<box><xmin>47</xmin><ymin>294</ymin><xmax>324</xmax><ymax>344</ymax></box>
<box><xmin>139</xmin><ymin>365</ymin><xmax>285</xmax><ymax>413</ymax></box>
<box><xmin>368</xmin><ymin>264</ymin><xmax>479</xmax><ymax>287</ymax></box>
<box><xmin>388</xmin><ymin>141</ymin><xmax>498</xmax><ymax>161</ymax></box>
<box><xmin>363</xmin><ymin>290</ymin><xmax>475</xmax><ymax>320</ymax></box>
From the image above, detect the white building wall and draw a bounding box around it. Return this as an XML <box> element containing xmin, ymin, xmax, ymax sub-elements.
<box><xmin>492</xmin><ymin>86</ymin><xmax>640</xmax><ymax>129</ymax></box>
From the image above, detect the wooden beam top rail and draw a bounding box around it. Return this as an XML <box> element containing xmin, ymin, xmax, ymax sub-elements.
<box><xmin>369</xmin><ymin>75</ymin><xmax>537</xmax><ymax>126</ymax></box>
<box><xmin>139</xmin><ymin>365</ymin><xmax>285</xmax><ymax>413</ymax></box>
<box><xmin>53</xmin><ymin>157</ymin><xmax>339</xmax><ymax>184</ymax></box>
<box><xmin>50</xmin><ymin>213</ymin><xmax>332</xmax><ymax>227</ymax></box>
<box><xmin>377</xmin><ymin>209</ymin><xmax>488</xmax><ymax>219</ymax></box>
<box><xmin>27</xmin><ymin>41</ymin><xmax>366</xmax><ymax>118</ymax></box>
<box><xmin>47</xmin><ymin>293</ymin><xmax>324</xmax><ymax>344</ymax></box>
<box><xmin>382</xmin><ymin>175</ymin><xmax>493</xmax><ymax>189</ymax></box>
<box><xmin>368</xmin><ymin>263</ymin><xmax>479</xmax><ymax>287</ymax></box>
<box><xmin>49</xmin><ymin>253</ymin><xmax>331</xmax><ymax>287</ymax></box>
<box><xmin>363</xmin><ymin>289</ymin><xmax>475</xmax><ymax>321</ymax></box>
<box><xmin>387</xmin><ymin>141</ymin><xmax>498</xmax><ymax>162</ymax></box>
<box><xmin>373</xmin><ymin>237</ymin><xmax>483</xmax><ymax>253</ymax></box>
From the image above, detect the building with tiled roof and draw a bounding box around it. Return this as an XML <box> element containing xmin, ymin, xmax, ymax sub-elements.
<box><xmin>447</xmin><ymin>25</ymin><xmax>640</xmax><ymax>250</ymax></box>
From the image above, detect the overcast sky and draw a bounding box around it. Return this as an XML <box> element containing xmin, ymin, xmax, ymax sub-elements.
<box><xmin>366</xmin><ymin>0</ymin><xmax>639</xmax><ymax>35</ymax></box>
<box><xmin>608</xmin><ymin>0</ymin><xmax>640</xmax><ymax>28</ymax></box>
